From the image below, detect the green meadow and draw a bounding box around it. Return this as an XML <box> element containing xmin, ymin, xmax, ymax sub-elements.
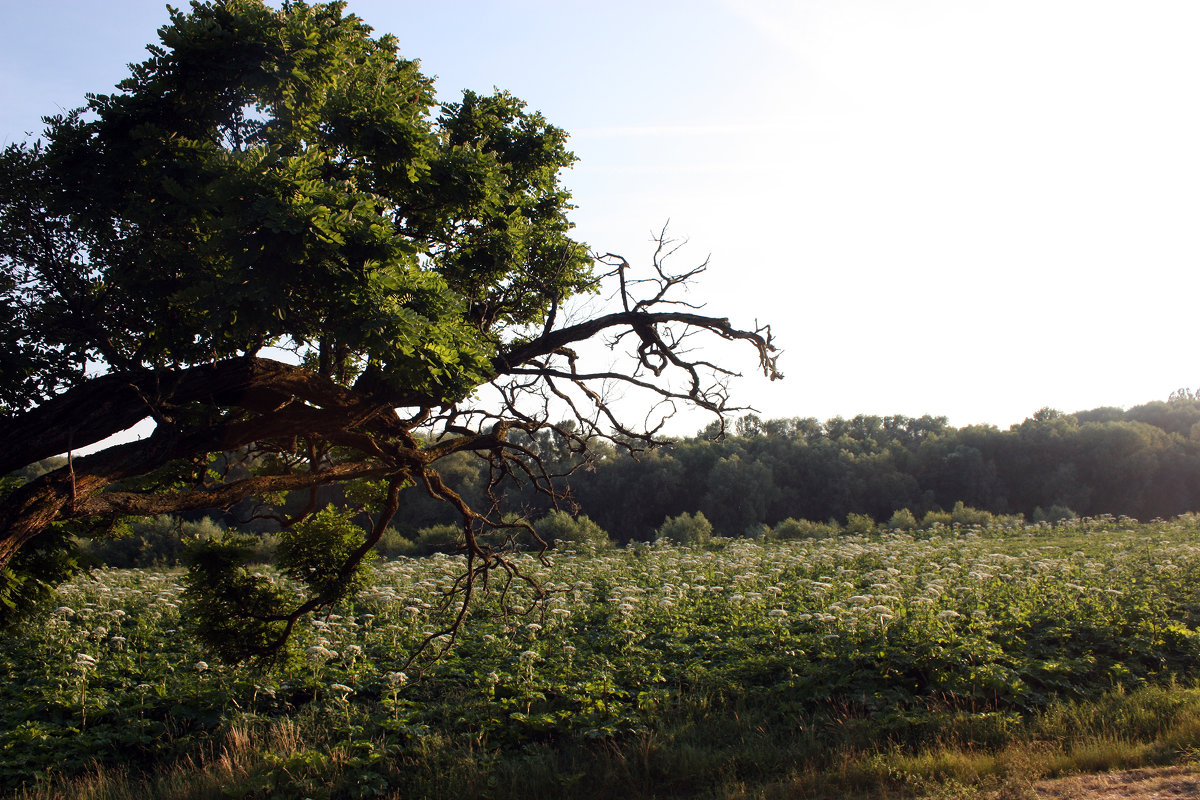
<box><xmin>6</xmin><ymin>516</ymin><xmax>1200</xmax><ymax>799</ymax></box>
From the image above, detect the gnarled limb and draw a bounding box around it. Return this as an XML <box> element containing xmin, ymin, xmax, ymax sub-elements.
<box><xmin>3</xmin><ymin>234</ymin><xmax>779</xmax><ymax>665</ymax></box>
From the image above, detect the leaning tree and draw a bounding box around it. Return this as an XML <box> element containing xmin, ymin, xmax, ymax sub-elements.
<box><xmin>0</xmin><ymin>0</ymin><xmax>779</xmax><ymax>660</ymax></box>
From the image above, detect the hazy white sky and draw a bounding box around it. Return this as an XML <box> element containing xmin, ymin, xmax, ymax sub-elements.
<box><xmin>3</xmin><ymin>0</ymin><xmax>1199</xmax><ymax>432</ymax></box>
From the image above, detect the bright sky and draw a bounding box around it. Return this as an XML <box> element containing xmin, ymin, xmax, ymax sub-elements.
<box><xmin>3</xmin><ymin>0</ymin><xmax>1199</xmax><ymax>433</ymax></box>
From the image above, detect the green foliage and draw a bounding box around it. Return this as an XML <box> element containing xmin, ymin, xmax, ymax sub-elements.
<box><xmin>374</xmin><ymin>526</ymin><xmax>416</xmax><ymax>558</ymax></box>
<box><xmin>411</xmin><ymin>523</ymin><xmax>463</xmax><ymax>556</ymax></box>
<box><xmin>1033</xmin><ymin>505</ymin><xmax>1078</xmax><ymax>525</ymax></box>
<box><xmin>276</xmin><ymin>506</ymin><xmax>375</xmax><ymax>605</ymax></box>
<box><xmin>561</xmin><ymin>397</ymin><xmax>1200</xmax><ymax>540</ymax></box>
<box><xmin>2</xmin><ymin>0</ymin><xmax>594</xmax><ymax>407</ymax></box>
<box><xmin>949</xmin><ymin>500</ymin><xmax>995</xmax><ymax>527</ymax></box>
<box><xmin>5</xmin><ymin>518</ymin><xmax>1200</xmax><ymax>797</ymax></box>
<box><xmin>181</xmin><ymin>533</ymin><xmax>293</xmax><ymax>663</ymax></box>
<box><xmin>885</xmin><ymin>508</ymin><xmax>918</xmax><ymax>531</ymax></box>
<box><xmin>0</xmin><ymin>526</ymin><xmax>81</xmax><ymax>628</ymax></box>
<box><xmin>771</xmin><ymin>517</ymin><xmax>840</xmax><ymax>540</ymax></box>
<box><xmin>9</xmin><ymin>458</ymin><xmax>67</xmax><ymax>483</ymax></box>
<box><xmin>655</xmin><ymin>511</ymin><xmax>713</xmax><ymax>545</ymax></box>
<box><xmin>701</xmin><ymin>454</ymin><xmax>775</xmax><ymax>535</ymax></box>
<box><xmin>82</xmin><ymin>515</ymin><xmax>226</xmax><ymax>568</ymax></box>
<box><xmin>341</xmin><ymin>478</ymin><xmax>395</xmax><ymax>512</ymax></box>
<box><xmin>533</xmin><ymin>510</ymin><xmax>610</xmax><ymax>548</ymax></box>
<box><xmin>0</xmin><ymin>0</ymin><xmax>606</xmax><ymax>650</ymax></box>
<box><xmin>920</xmin><ymin>509</ymin><xmax>953</xmax><ymax>528</ymax></box>
<box><xmin>0</xmin><ymin>465</ymin><xmax>83</xmax><ymax>625</ymax></box>
<box><xmin>845</xmin><ymin>512</ymin><xmax>876</xmax><ymax>534</ymax></box>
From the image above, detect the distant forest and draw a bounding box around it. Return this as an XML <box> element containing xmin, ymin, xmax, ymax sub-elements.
<box><xmin>362</xmin><ymin>392</ymin><xmax>1200</xmax><ymax>542</ymax></box>
<box><xmin>357</xmin><ymin>391</ymin><xmax>1198</xmax><ymax>540</ymax></box>
<box><xmin>17</xmin><ymin>394</ymin><xmax>1200</xmax><ymax>549</ymax></box>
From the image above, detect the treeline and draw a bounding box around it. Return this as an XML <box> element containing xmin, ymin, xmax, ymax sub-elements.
<box><xmin>503</xmin><ymin>395</ymin><xmax>1200</xmax><ymax>542</ymax></box>
<box><xmin>15</xmin><ymin>394</ymin><xmax>1200</xmax><ymax>561</ymax></box>
<box><xmin>324</xmin><ymin>394</ymin><xmax>1200</xmax><ymax>544</ymax></box>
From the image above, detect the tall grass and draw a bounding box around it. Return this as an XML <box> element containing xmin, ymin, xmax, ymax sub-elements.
<box><xmin>13</xmin><ymin>685</ymin><xmax>1200</xmax><ymax>799</ymax></box>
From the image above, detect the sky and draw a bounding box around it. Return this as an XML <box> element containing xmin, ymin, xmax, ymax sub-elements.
<box><xmin>3</xmin><ymin>0</ymin><xmax>1199</xmax><ymax>435</ymax></box>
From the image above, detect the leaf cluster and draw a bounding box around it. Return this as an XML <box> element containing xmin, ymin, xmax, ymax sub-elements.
<box><xmin>276</xmin><ymin>505</ymin><xmax>375</xmax><ymax>603</ymax></box>
<box><xmin>182</xmin><ymin>533</ymin><xmax>293</xmax><ymax>662</ymax></box>
<box><xmin>1</xmin><ymin>0</ymin><xmax>593</xmax><ymax>411</ymax></box>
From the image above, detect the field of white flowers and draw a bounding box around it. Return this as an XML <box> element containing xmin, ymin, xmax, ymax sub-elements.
<box><xmin>5</xmin><ymin>517</ymin><xmax>1200</xmax><ymax>798</ymax></box>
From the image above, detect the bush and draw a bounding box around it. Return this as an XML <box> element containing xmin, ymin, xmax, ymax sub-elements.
<box><xmin>743</xmin><ymin>522</ymin><xmax>771</xmax><ymax>540</ymax></box>
<box><xmin>374</xmin><ymin>527</ymin><xmax>416</xmax><ymax>558</ymax></box>
<box><xmin>277</xmin><ymin>507</ymin><xmax>376</xmax><ymax>603</ymax></box>
<box><xmin>920</xmin><ymin>509</ymin><xmax>953</xmax><ymax>529</ymax></box>
<box><xmin>1033</xmin><ymin>505</ymin><xmax>1077</xmax><ymax>525</ymax></box>
<box><xmin>82</xmin><ymin>515</ymin><xmax>226</xmax><ymax>568</ymax></box>
<box><xmin>885</xmin><ymin>508</ymin><xmax>918</xmax><ymax>531</ymax></box>
<box><xmin>844</xmin><ymin>512</ymin><xmax>875</xmax><ymax>534</ymax></box>
<box><xmin>411</xmin><ymin>523</ymin><xmax>462</xmax><ymax>556</ymax></box>
<box><xmin>950</xmin><ymin>501</ymin><xmax>995</xmax><ymax>527</ymax></box>
<box><xmin>655</xmin><ymin>511</ymin><xmax>713</xmax><ymax>546</ymax></box>
<box><xmin>772</xmin><ymin>517</ymin><xmax>840</xmax><ymax>540</ymax></box>
<box><xmin>534</xmin><ymin>510</ymin><xmax>611</xmax><ymax>548</ymax></box>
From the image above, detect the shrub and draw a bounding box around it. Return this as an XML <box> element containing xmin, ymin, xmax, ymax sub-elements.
<box><xmin>743</xmin><ymin>522</ymin><xmax>771</xmax><ymax>540</ymax></box>
<box><xmin>772</xmin><ymin>517</ymin><xmax>840</xmax><ymax>540</ymax></box>
<box><xmin>411</xmin><ymin>523</ymin><xmax>462</xmax><ymax>556</ymax></box>
<box><xmin>655</xmin><ymin>511</ymin><xmax>713</xmax><ymax>546</ymax></box>
<box><xmin>534</xmin><ymin>511</ymin><xmax>611</xmax><ymax>548</ymax></box>
<box><xmin>885</xmin><ymin>508</ymin><xmax>918</xmax><ymax>531</ymax></box>
<box><xmin>82</xmin><ymin>515</ymin><xmax>226</xmax><ymax>568</ymax></box>
<box><xmin>1033</xmin><ymin>505</ymin><xmax>1077</xmax><ymax>525</ymax></box>
<box><xmin>950</xmin><ymin>501</ymin><xmax>994</xmax><ymax>527</ymax></box>
<box><xmin>920</xmin><ymin>509</ymin><xmax>953</xmax><ymax>529</ymax></box>
<box><xmin>277</xmin><ymin>507</ymin><xmax>376</xmax><ymax>603</ymax></box>
<box><xmin>182</xmin><ymin>532</ymin><xmax>293</xmax><ymax>662</ymax></box>
<box><xmin>844</xmin><ymin>512</ymin><xmax>875</xmax><ymax>534</ymax></box>
<box><xmin>374</xmin><ymin>526</ymin><xmax>416</xmax><ymax>558</ymax></box>
<box><xmin>240</xmin><ymin>533</ymin><xmax>280</xmax><ymax>564</ymax></box>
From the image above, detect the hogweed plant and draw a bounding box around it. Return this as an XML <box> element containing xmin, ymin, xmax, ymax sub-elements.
<box><xmin>3</xmin><ymin>516</ymin><xmax>1200</xmax><ymax>796</ymax></box>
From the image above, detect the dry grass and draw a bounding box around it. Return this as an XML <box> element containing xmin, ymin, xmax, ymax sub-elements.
<box><xmin>8</xmin><ymin>721</ymin><xmax>301</xmax><ymax>800</ymax></box>
<box><xmin>12</xmin><ymin>684</ymin><xmax>1200</xmax><ymax>800</ymax></box>
<box><xmin>1031</xmin><ymin>766</ymin><xmax>1200</xmax><ymax>800</ymax></box>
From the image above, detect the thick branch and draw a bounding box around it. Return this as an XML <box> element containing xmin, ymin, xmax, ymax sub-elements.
<box><xmin>73</xmin><ymin>461</ymin><xmax>391</xmax><ymax>518</ymax></box>
<box><xmin>495</xmin><ymin>310</ymin><xmax>779</xmax><ymax>379</ymax></box>
<box><xmin>0</xmin><ymin>399</ymin><xmax>399</xmax><ymax>568</ymax></box>
<box><xmin>0</xmin><ymin>357</ymin><xmax>408</xmax><ymax>476</ymax></box>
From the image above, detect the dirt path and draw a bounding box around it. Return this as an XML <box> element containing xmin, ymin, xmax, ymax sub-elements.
<box><xmin>1031</xmin><ymin>766</ymin><xmax>1200</xmax><ymax>799</ymax></box>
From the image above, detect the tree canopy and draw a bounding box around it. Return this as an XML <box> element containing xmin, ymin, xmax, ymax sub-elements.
<box><xmin>0</xmin><ymin>0</ymin><xmax>778</xmax><ymax>658</ymax></box>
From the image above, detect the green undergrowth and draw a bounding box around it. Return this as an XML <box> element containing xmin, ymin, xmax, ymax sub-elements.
<box><xmin>13</xmin><ymin>684</ymin><xmax>1200</xmax><ymax>799</ymax></box>
<box><xmin>5</xmin><ymin>517</ymin><xmax>1200</xmax><ymax>799</ymax></box>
